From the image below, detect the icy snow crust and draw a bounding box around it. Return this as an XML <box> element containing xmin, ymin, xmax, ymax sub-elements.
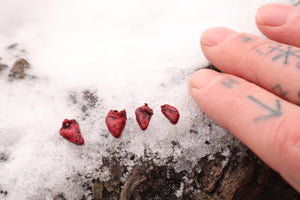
<box><xmin>0</xmin><ymin>0</ymin><xmax>293</xmax><ymax>199</ymax></box>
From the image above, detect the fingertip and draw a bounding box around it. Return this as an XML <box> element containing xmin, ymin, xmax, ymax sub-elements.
<box><xmin>256</xmin><ymin>3</ymin><xmax>300</xmax><ymax>27</ymax></box>
<box><xmin>189</xmin><ymin>69</ymin><xmax>222</xmax><ymax>106</ymax></box>
<box><xmin>189</xmin><ymin>69</ymin><xmax>220</xmax><ymax>90</ymax></box>
<box><xmin>255</xmin><ymin>3</ymin><xmax>300</xmax><ymax>46</ymax></box>
<box><xmin>200</xmin><ymin>27</ymin><xmax>238</xmax><ymax>47</ymax></box>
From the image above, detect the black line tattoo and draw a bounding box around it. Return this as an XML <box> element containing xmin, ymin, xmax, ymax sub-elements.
<box><xmin>247</xmin><ymin>95</ymin><xmax>282</xmax><ymax>121</ymax></box>
<box><xmin>272</xmin><ymin>84</ymin><xmax>288</xmax><ymax>97</ymax></box>
<box><xmin>241</xmin><ymin>35</ymin><xmax>252</xmax><ymax>42</ymax></box>
<box><xmin>221</xmin><ymin>78</ymin><xmax>239</xmax><ymax>89</ymax></box>
<box><xmin>257</xmin><ymin>43</ymin><xmax>300</xmax><ymax>68</ymax></box>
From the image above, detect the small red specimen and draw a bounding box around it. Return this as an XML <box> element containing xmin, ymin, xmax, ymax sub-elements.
<box><xmin>135</xmin><ymin>103</ymin><xmax>153</xmax><ymax>130</ymax></box>
<box><xmin>161</xmin><ymin>104</ymin><xmax>180</xmax><ymax>124</ymax></box>
<box><xmin>105</xmin><ymin>110</ymin><xmax>127</xmax><ymax>138</ymax></box>
<box><xmin>59</xmin><ymin>119</ymin><xmax>84</xmax><ymax>145</ymax></box>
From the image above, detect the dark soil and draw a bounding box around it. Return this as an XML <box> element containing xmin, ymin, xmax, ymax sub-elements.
<box><xmin>76</xmin><ymin>149</ymin><xmax>299</xmax><ymax>200</ymax></box>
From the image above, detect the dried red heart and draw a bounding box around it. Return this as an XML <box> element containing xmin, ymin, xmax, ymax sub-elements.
<box><xmin>135</xmin><ymin>103</ymin><xmax>153</xmax><ymax>130</ymax></box>
<box><xmin>106</xmin><ymin>110</ymin><xmax>127</xmax><ymax>138</ymax></box>
<box><xmin>59</xmin><ymin>119</ymin><xmax>84</xmax><ymax>145</ymax></box>
<box><xmin>161</xmin><ymin>104</ymin><xmax>180</xmax><ymax>124</ymax></box>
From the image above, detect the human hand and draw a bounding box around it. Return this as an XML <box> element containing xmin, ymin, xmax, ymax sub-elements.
<box><xmin>189</xmin><ymin>3</ymin><xmax>300</xmax><ymax>192</ymax></box>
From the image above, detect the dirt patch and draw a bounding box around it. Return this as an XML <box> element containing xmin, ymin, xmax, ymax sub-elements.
<box><xmin>64</xmin><ymin>149</ymin><xmax>299</xmax><ymax>200</ymax></box>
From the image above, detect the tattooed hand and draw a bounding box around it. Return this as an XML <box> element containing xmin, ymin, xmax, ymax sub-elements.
<box><xmin>189</xmin><ymin>3</ymin><xmax>300</xmax><ymax>192</ymax></box>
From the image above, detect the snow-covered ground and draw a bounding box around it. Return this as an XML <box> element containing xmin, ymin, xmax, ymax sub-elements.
<box><xmin>0</xmin><ymin>0</ymin><xmax>294</xmax><ymax>199</ymax></box>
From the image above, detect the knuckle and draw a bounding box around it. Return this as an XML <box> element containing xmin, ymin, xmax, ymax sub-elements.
<box><xmin>273</xmin><ymin>113</ymin><xmax>300</xmax><ymax>172</ymax></box>
<box><xmin>273</xmin><ymin>115</ymin><xmax>291</xmax><ymax>155</ymax></box>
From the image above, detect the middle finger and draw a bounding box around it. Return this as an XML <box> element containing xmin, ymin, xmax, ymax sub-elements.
<box><xmin>201</xmin><ymin>27</ymin><xmax>300</xmax><ymax>105</ymax></box>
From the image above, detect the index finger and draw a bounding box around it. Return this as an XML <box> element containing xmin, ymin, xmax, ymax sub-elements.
<box><xmin>189</xmin><ymin>69</ymin><xmax>300</xmax><ymax>192</ymax></box>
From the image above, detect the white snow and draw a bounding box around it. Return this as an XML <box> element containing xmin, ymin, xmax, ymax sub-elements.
<box><xmin>0</xmin><ymin>0</ymin><xmax>294</xmax><ymax>199</ymax></box>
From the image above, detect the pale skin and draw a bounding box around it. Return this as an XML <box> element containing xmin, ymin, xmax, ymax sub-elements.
<box><xmin>189</xmin><ymin>3</ymin><xmax>300</xmax><ymax>192</ymax></box>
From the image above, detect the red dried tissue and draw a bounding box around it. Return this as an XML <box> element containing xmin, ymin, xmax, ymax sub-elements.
<box><xmin>59</xmin><ymin>119</ymin><xmax>84</xmax><ymax>145</ymax></box>
<box><xmin>105</xmin><ymin>110</ymin><xmax>127</xmax><ymax>138</ymax></box>
<box><xmin>135</xmin><ymin>103</ymin><xmax>153</xmax><ymax>130</ymax></box>
<box><xmin>161</xmin><ymin>104</ymin><xmax>180</xmax><ymax>124</ymax></box>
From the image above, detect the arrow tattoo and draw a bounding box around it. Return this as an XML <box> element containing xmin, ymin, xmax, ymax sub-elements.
<box><xmin>247</xmin><ymin>96</ymin><xmax>282</xmax><ymax>122</ymax></box>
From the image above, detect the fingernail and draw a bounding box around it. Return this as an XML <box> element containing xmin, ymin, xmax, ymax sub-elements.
<box><xmin>201</xmin><ymin>27</ymin><xmax>237</xmax><ymax>47</ymax></box>
<box><xmin>256</xmin><ymin>4</ymin><xmax>300</xmax><ymax>26</ymax></box>
<box><xmin>189</xmin><ymin>69</ymin><xmax>219</xmax><ymax>90</ymax></box>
